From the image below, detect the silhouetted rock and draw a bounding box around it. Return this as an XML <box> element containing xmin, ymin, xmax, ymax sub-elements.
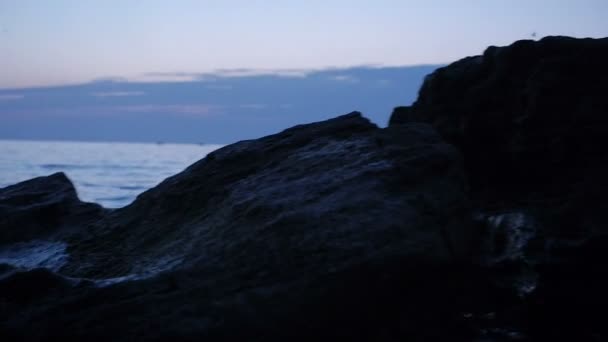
<box><xmin>390</xmin><ymin>36</ymin><xmax>608</xmax><ymax>199</ymax></box>
<box><xmin>0</xmin><ymin>172</ymin><xmax>103</xmax><ymax>245</ymax></box>
<box><xmin>390</xmin><ymin>35</ymin><xmax>608</xmax><ymax>340</ymax></box>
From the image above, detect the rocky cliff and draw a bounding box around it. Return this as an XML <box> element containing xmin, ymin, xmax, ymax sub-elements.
<box><xmin>390</xmin><ymin>36</ymin><xmax>608</xmax><ymax>200</ymax></box>
<box><xmin>1</xmin><ymin>36</ymin><xmax>607</xmax><ymax>341</ymax></box>
<box><xmin>390</xmin><ymin>35</ymin><xmax>608</xmax><ymax>341</ymax></box>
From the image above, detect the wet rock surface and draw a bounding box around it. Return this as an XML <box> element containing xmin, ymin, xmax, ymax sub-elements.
<box><xmin>2</xmin><ymin>36</ymin><xmax>607</xmax><ymax>341</ymax></box>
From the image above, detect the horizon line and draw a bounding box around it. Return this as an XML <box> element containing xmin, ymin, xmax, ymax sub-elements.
<box><xmin>0</xmin><ymin>137</ymin><xmax>227</xmax><ymax>147</ymax></box>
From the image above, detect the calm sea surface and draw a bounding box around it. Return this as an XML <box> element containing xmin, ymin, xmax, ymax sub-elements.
<box><xmin>0</xmin><ymin>140</ymin><xmax>222</xmax><ymax>208</ymax></box>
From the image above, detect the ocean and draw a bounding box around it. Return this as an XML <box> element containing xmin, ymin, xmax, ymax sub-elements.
<box><xmin>0</xmin><ymin>140</ymin><xmax>222</xmax><ymax>208</ymax></box>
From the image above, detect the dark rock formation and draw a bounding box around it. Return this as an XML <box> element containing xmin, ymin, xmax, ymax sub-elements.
<box><xmin>390</xmin><ymin>36</ymin><xmax>608</xmax><ymax>340</ymax></box>
<box><xmin>390</xmin><ymin>36</ymin><xmax>608</xmax><ymax>199</ymax></box>
<box><xmin>0</xmin><ymin>172</ymin><xmax>104</xmax><ymax>244</ymax></box>
<box><xmin>1</xmin><ymin>113</ymin><xmax>483</xmax><ymax>340</ymax></box>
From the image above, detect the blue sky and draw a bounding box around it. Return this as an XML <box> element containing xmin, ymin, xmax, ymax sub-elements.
<box><xmin>1</xmin><ymin>0</ymin><xmax>607</xmax><ymax>88</ymax></box>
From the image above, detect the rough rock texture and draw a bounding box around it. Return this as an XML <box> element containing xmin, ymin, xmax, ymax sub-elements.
<box><xmin>0</xmin><ymin>172</ymin><xmax>104</xmax><ymax>245</ymax></box>
<box><xmin>1</xmin><ymin>113</ymin><xmax>483</xmax><ymax>340</ymax></box>
<box><xmin>390</xmin><ymin>36</ymin><xmax>608</xmax><ymax>340</ymax></box>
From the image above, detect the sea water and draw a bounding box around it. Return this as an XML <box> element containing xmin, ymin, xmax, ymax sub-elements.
<box><xmin>0</xmin><ymin>140</ymin><xmax>222</xmax><ymax>208</ymax></box>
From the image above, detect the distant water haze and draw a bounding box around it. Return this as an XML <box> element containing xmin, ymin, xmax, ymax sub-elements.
<box><xmin>0</xmin><ymin>140</ymin><xmax>222</xmax><ymax>208</ymax></box>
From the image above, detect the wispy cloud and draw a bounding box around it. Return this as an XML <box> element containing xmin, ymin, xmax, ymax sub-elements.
<box><xmin>239</xmin><ymin>104</ymin><xmax>267</xmax><ymax>110</ymax></box>
<box><xmin>137</xmin><ymin>68</ymin><xmax>312</xmax><ymax>83</ymax></box>
<box><xmin>1</xmin><ymin>104</ymin><xmax>222</xmax><ymax>118</ymax></box>
<box><xmin>139</xmin><ymin>72</ymin><xmax>206</xmax><ymax>82</ymax></box>
<box><xmin>91</xmin><ymin>91</ymin><xmax>146</xmax><ymax>98</ymax></box>
<box><xmin>0</xmin><ymin>94</ymin><xmax>24</xmax><ymax>101</ymax></box>
<box><xmin>328</xmin><ymin>75</ymin><xmax>359</xmax><ymax>83</ymax></box>
<box><xmin>212</xmin><ymin>68</ymin><xmax>310</xmax><ymax>78</ymax></box>
<box><xmin>118</xmin><ymin>104</ymin><xmax>221</xmax><ymax>117</ymax></box>
<box><xmin>375</xmin><ymin>79</ymin><xmax>392</xmax><ymax>87</ymax></box>
<box><xmin>122</xmin><ymin>66</ymin><xmax>409</xmax><ymax>85</ymax></box>
<box><xmin>89</xmin><ymin>77</ymin><xmax>129</xmax><ymax>83</ymax></box>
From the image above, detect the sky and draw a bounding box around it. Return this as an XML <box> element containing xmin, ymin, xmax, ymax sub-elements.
<box><xmin>0</xmin><ymin>65</ymin><xmax>438</xmax><ymax>143</ymax></box>
<box><xmin>1</xmin><ymin>0</ymin><xmax>607</xmax><ymax>89</ymax></box>
<box><xmin>0</xmin><ymin>1</ymin><xmax>607</xmax><ymax>144</ymax></box>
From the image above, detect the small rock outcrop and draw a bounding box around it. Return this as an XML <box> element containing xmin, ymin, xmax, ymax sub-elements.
<box><xmin>0</xmin><ymin>172</ymin><xmax>103</xmax><ymax>244</ymax></box>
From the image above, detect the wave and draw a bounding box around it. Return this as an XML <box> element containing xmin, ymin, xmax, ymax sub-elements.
<box><xmin>95</xmin><ymin>196</ymin><xmax>132</xmax><ymax>202</ymax></box>
<box><xmin>116</xmin><ymin>185</ymin><xmax>147</xmax><ymax>191</ymax></box>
